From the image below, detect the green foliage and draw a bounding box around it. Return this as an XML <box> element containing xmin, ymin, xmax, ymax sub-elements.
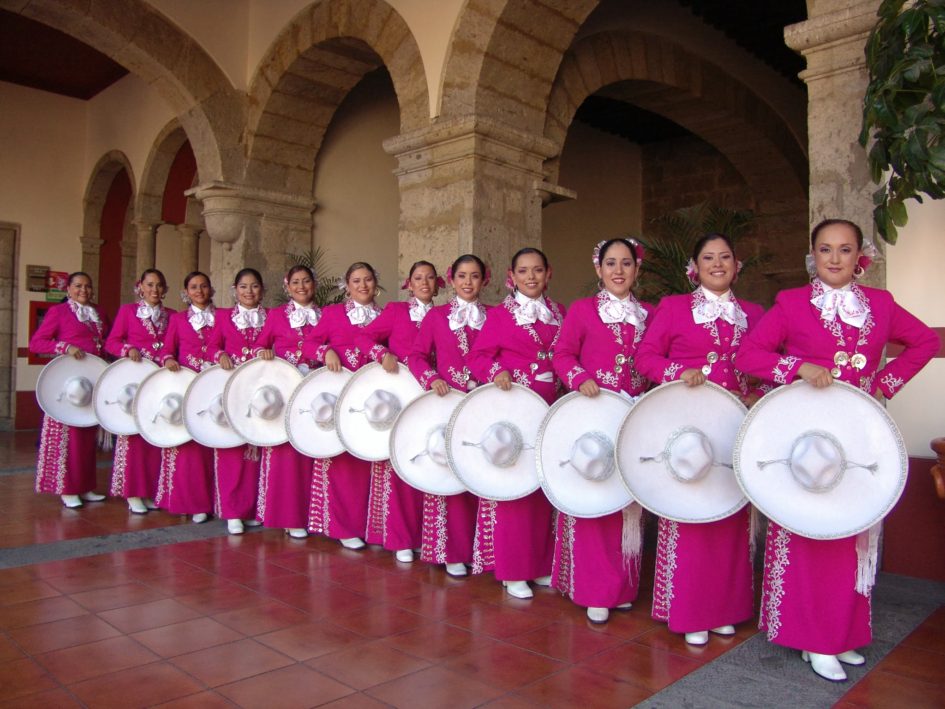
<box><xmin>278</xmin><ymin>246</ymin><xmax>346</xmax><ymax>307</ymax></box>
<box><xmin>635</xmin><ymin>202</ymin><xmax>759</xmax><ymax>301</ymax></box>
<box><xmin>861</xmin><ymin>0</ymin><xmax>945</xmax><ymax>244</ymax></box>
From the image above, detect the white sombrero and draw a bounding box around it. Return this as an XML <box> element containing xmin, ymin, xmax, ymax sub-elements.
<box><xmin>223</xmin><ymin>357</ymin><xmax>303</xmax><ymax>447</ymax></box>
<box><xmin>133</xmin><ymin>367</ymin><xmax>197</xmax><ymax>448</ymax></box>
<box><xmin>183</xmin><ymin>365</ymin><xmax>242</xmax><ymax>448</ymax></box>
<box><xmin>390</xmin><ymin>389</ymin><xmax>467</xmax><ymax>496</ymax></box>
<box><xmin>616</xmin><ymin>380</ymin><xmax>748</xmax><ymax>523</ymax></box>
<box><xmin>35</xmin><ymin>354</ymin><xmax>108</xmax><ymax>427</ymax></box>
<box><xmin>93</xmin><ymin>358</ymin><xmax>160</xmax><ymax>435</ymax></box>
<box><xmin>537</xmin><ymin>390</ymin><xmax>635</xmax><ymax>518</ymax></box>
<box><xmin>335</xmin><ymin>362</ymin><xmax>424</xmax><ymax>461</ymax></box>
<box><xmin>446</xmin><ymin>383</ymin><xmax>549</xmax><ymax>501</ymax></box>
<box><xmin>734</xmin><ymin>380</ymin><xmax>907</xmax><ymax>540</ymax></box>
<box><xmin>286</xmin><ymin>366</ymin><xmax>354</xmax><ymax>458</ymax></box>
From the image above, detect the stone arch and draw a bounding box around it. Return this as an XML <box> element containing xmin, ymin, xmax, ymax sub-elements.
<box><xmin>543</xmin><ymin>31</ymin><xmax>807</xmax><ymax>199</ymax></box>
<box><xmin>8</xmin><ymin>0</ymin><xmax>243</xmax><ymax>184</ymax></box>
<box><xmin>440</xmin><ymin>0</ymin><xmax>598</xmax><ymax>129</ymax></box>
<box><xmin>244</xmin><ymin>0</ymin><xmax>430</xmax><ymax>194</ymax></box>
<box><xmin>137</xmin><ymin>121</ymin><xmax>192</xmax><ymax>227</ymax></box>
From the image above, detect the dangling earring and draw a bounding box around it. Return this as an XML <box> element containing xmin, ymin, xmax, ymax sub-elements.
<box><xmin>597</xmin><ymin>278</ymin><xmax>604</xmax><ymax>291</ymax></box>
<box><xmin>853</xmin><ymin>265</ymin><xmax>865</xmax><ymax>279</ymax></box>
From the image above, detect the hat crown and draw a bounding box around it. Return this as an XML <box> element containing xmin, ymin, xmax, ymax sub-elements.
<box><xmin>425</xmin><ymin>425</ymin><xmax>448</xmax><ymax>466</ymax></box>
<box><xmin>117</xmin><ymin>383</ymin><xmax>138</xmax><ymax>414</ymax></box>
<box><xmin>567</xmin><ymin>431</ymin><xmax>615</xmax><ymax>482</ymax></box>
<box><xmin>362</xmin><ymin>389</ymin><xmax>402</xmax><ymax>430</ymax></box>
<box><xmin>309</xmin><ymin>392</ymin><xmax>337</xmax><ymax>429</ymax></box>
<box><xmin>251</xmin><ymin>385</ymin><xmax>284</xmax><ymax>420</ymax></box>
<box><xmin>157</xmin><ymin>393</ymin><xmax>184</xmax><ymax>425</ymax></box>
<box><xmin>667</xmin><ymin>430</ymin><xmax>714</xmax><ymax>483</ymax></box>
<box><xmin>208</xmin><ymin>394</ymin><xmax>228</xmax><ymax>427</ymax></box>
<box><xmin>63</xmin><ymin>376</ymin><xmax>93</xmax><ymax>407</ymax></box>
<box><xmin>478</xmin><ymin>422</ymin><xmax>524</xmax><ymax>467</ymax></box>
<box><xmin>789</xmin><ymin>433</ymin><xmax>845</xmax><ymax>492</ymax></box>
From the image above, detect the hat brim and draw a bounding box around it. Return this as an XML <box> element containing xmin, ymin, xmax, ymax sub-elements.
<box><xmin>734</xmin><ymin>380</ymin><xmax>907</xmax><ymax>539</ymax></box>
<box><xmin>616</xmin><ymin>380</ymin><xmax>748</xmax><ymax>523</ymax></box>
<box><xmin>36</xmin><ymin>354</ymin><xmax>108</xmax><ymax>427</ymax></box>
<box><xmin>446</xmin><ymin>383</ymin><xmax>549</xmax><ymax>501</ymax></box>
<box><xmin>390</xmin><ymin>389</ymin><xmax>467</xmax><ymax>496</ymax></box>
<box><xmin>335</xmin><ymin>362</ymin><xmax>424</xmax><ymax>461</ymax></box>
<box><xmin>133</xmin><ymin>367</ymin><xmax>197</xmax><ymax>448</ymax></box>
<box><xmin>537</xmin><ymin>390</ymin><xmax>634</xmax><ymax>518</ymax></box>
<box><xmin>93</xmin><ymin>358</ymin><xmax>160</xmax><ymax>435</ymax></box>
<box><xmin>286</xmin><ymin>366</ymin><xmax>354</xmax><ymax>458</ymax></box>
<box><xmin>183</xmin><ymin>365</ymin><xmax>243</xmax><ymax>448</ymax></box>
<box><xmin>223</xmin><ymin>358</ymin><xmax>303</xmax><ymax>447</ymax></box>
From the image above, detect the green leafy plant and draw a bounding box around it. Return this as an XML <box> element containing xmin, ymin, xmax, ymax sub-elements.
<box><xmin>635</xmin><ymin>202</ymin><xmax>759</xmax><ymax>301</ymax></box>
<box><xmin>279</xmin><ymin>246</ymin><xmax>346</xmax><ymax>307</ymax></box>
<box><xmin>860</xmin><ymin>0</ymin><xmax>945</xmax><ymax>244</ymax></box>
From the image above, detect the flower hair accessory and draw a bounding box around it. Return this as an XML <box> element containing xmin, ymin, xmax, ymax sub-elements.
<box><xmin>685</xmin><ymin>259</ymin><xmax>699</xmax><ymax>286</ymax></box>
<box><xmin>856</xmin><ymin>241</ymin><xmax>879</xmax><ymax>277</ymax></box>
<box><xmin>592</xmin><ymin>238</ymin><xmax>645</xmax><ymax>267</ymax></box>
<box><xmin>336</xmin><ymin>278</ymin><xmax>347</xmax><ymax>292</ymax></box>
<box><xmin>179</xmin><ymin>289</ymin><xmax>191</xmax><ymax>305</ymax></box>
<box><xmin>504</xmin><ymin>272</ymin><xmax>515</xmax><ymax>291</ymax></box>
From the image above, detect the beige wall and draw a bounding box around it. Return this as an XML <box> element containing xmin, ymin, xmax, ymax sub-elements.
<box><xmin>885</xmin><ymin>201</ymin><xmax>945</xmax><ymax>458</ymax></box>
<box><xmin>312</xmin><ymin>71</ymin><xmax>400</xmax><ymax>304</ymax></box>
<box><xmin>543</xmin><ymin>122</ymin><xmax>643</xmax><ymax>306</ymax></box>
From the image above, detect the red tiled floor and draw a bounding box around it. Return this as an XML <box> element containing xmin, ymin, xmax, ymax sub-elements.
<box><xmin>97</xmin><ymin>597</ymin><xmax>204</xmax><ymax>633</ymax></box>
<box><xmin>0</xmin><ymin>657</ymin><xmax>58</xmax><ymax>702</ymax></box>
<box><xmin>0</xmin><ymin>687</ymin><xmax>82</xmax><ymax>708</ymax></box>
<box><xmin>0</xmin><ymin>635</ymin><xmax>25</xmax><ymax>663</ymax></box>
<box><xmin>254</xmin><ymin>621</ymin><xmax>367</xmax><ymax>661</ymax></box>
<box><xmin>512</xmin><ymin>665</ymin><xmax>653</xmax><ymax>708</ymax></box>
<box><xmin>448</xmin><ymin>603</ymin><xmax>554</xmax><ymax>640</ymax></box>
<box><xmin>131</xmin><ymin>617</ymin><xmax>245</xmax><ymax>657</ymax></box>
<box><xmin>34</xmin><ymin>635</ymin><xmax>159</xmax><ymax>684</ymax></box>
<box><xmin>505</xmin><ymin>620</ymin><xmax>626</xmax><ymax>663</ymax></box>
<box><xmin>0</xmin><ymin>596</ymin><xmax>88</xmax><ymax>630</ymax></box>
<box><xmin>0</xmin><ymin>579</ymin><xmax>60</xmax><ymax>606</ymax></box>
<box><xmin>169</xmin><ymin>638</ymin><xmax>294</xmax><ymax>687</ymax></box>
<box><xmin>216</xmin><ymin>663</ymin><xmax>354</xmax><ymax>708</ymax></box>
<box><xmin>212</xmin><ymin>600</ymin><xmax>311</xmax><ymax>636</ymax></box>
<box><xmin>382</xmin><ymin>621</ymin><xmax>495</xmax><ymax>662</ymax></box>
<box><xmin>840</xmin><ymin>669</ymin><xmax>945</xmax><ymax>708</ymax></box>
<box><xmin>577</xmin><ymin>640</ymin><xmax>704</xmax><ymax>692</ymax></box>
<box><xmin>366</xmin><ymin>665</ymin><xmax>506</xmax><ymax>709</ymax></box>
<box><xmin>329</xmin><ymin>603</ymin><xmax>433</xmax><ymax>639</ymax></box>
<box><xmin>173</xmin><ymin>582</ymin><xmax>264</xmax><ymax>615</ymax></box>
<box><xmin>318</xmin><ymin>695</ymin><xmax>394</xmax><ymax>709</ymax></box>
<box><xmin>443</xmin><ymin>641</ymin><xmax>566</xmax><ymax>690</ymax></box>
<box><xmin>150</xmin><ymin>691</ymin><xmax>235</xmax><ymax>708</ymax></box>
<box><xmin>631</xmin><ymin>623</ymin><xmax>752</xmax><ymax>662</ymax></box>
<box><xmin>872</xmin><ymin>644</ymin><xmax>945</xmax><ymax>686</ymax></box>
<box><xmin>70</xmin><ymin>581</ymin><xmax>167</xmax><ymax>612</ymax></box>
<box><xmin>901</xmin><ymin>623</ymin><xmax>945</xmax><ymax>655</ymax></box>
<box><xmin>307</xmin><ymin>639</ymin><xmax>432</xmax><ymax>690</ymax></box>
<box><xmin>271</xmin><ymin>583</ymin><xmax>376</xmax><ymax>618</ymax></box>
<box><xmin>6</xmin><ymin>613</ymin><xmax>121</xmax><ymax>654</ymax></box>
<box><xmin>68</xmin><ymin>661</ymin><xmax>205</xmax><ymax>707</ymax></box>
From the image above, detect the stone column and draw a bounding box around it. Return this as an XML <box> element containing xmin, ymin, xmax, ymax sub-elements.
<box><xmin>120</xmin><ymin>238</ymin><xmax>138</xmax><ymax>303</ymax></box>
<box><xmin>133</xmin><ymin>221</ymin><xmax>159</xmax><ymax>278</ymax></box>
<box><xmin>785</xmin><ymin>0</ymin><xmax>884</xmax><ymax>285</ymax></box>
<box><xmin>383</xmin><ymin>116</ymin><xmax>560</xmax><ymax>303</ymax></box>
<box><xmin>176</xmin><ymin>224</ymin><xmax>202</xmax><ymax>275</ymax></box>
<box><xmin>78</xmin><ymin>235</ymin><xmax>105</xmax><ymax>292</ymax></box>
<box><xmin>186</xmin><ymin>182</ymin><xmax>315</xmax><ymax>307</ymax></box>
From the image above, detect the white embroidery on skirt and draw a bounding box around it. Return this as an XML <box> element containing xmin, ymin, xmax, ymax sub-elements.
<box><xmin>110</xmin><ymin>434</ymin><xmax>131</xmax><ymax>496</ymax></box>
<box><xmin>156</xmin><ymin>446</ymin><xmax>179</xmax><ymax>506</ymax></box>
<box><xmin>652</xmin><ymin>518</ymin><xmax>679</xmax><ymax>621</ymax></box>
<box><xmin>555</xmin><ymin>513</ymin><xmax>576</xmax><ymax>600</ymax></box>
<box><xmin>762</xmin><ymin>526</ymin><xmax>792</xmax><ymax>640</ymax></box>
<box><xmin>472</xmin><ymin>499</ymin><xmax>497</xmax><ymax>574</ymax></box>
<box><xmin>308</xmin><ymin>457</ymin><xmax>332</xmax><ymax>535</ymax></box>
<box><xmin>256</xmin><ymin>445</ymin><xmax>273</xmax><ymax>521</ymax></box>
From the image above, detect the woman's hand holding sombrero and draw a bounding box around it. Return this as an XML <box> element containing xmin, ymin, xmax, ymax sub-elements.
<box><xmin>797</xmin><ymin>362</ymin><xmax>832</xmax><ymax>388</ymax></box>
<box><xmin>680</xmin><ymin>368</ymin><xmax>706</xmax><ymax>387</ymax></box>
<box><xmin>324</xmin><ymin>349</ymin><xmax>342</xmax><ymax>372</ymax></box>
<box><xmin>67</xmin><ymin>345</ymin><xmax>86</xmax><ymax>360</ymax></box>
<box><xmin>578</xmin><ymin>379</ymin><xmax>600</xmax><ymax>398</ymax></box>
<box><xmin>493</xmin><ymin>370</ymin><xmax>512</xmax><ymax>391</ymax></box>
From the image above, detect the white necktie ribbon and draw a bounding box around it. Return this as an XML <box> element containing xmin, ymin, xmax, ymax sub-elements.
<box><xmin>189</xmin><ymin>306</ymin><xmax>215</xmax><ymax>331</ymax></box>
<box><xmin>448</xmin><ymin>300</ymin><xmax>486</xmax><ymax>331</ymax></box>
<box><xmin>598</xmin><ymin>295</ymin><xmax>646</xmax><ymax>327</ymax></box>
<box><xmin>288</xmin><ymin>303</ymin><xmax>320</xmax><ymax>328</ymax></box>
<box><xmin>811</xmin><ymin>286</ymin><xmax>869</xmax><ymax>328</ymax></box>
<box><xmin>233</xmin><ymin>306</ymin><xmax>263</xmax><ymax>330</ymax></box>
<box><xmin>692</xmin><ymin>298</ymin><xmax>746</xmax><ymax>329</ymax></box>
<box><xmin>513</xmin><ymin>294</ymin><xmax>557</xmax><ymax>326</ymax></box>
<box><xmin>136</xmin><ymin>303</ymin><xmax>163</xmax><ymax>325</ymax></box>
<box><xmin>72</xmin><ymin>301</ymin><xmax>100</xmax><ymax>324</ymax></box>
<box><xmin>409</xmin><ymin>299</ymin><xmax>433</xmax><ymax>323</ymax></box>
<box><xmin>346</xmin><ymin>303</ymin><xmax>377</xmax><ymax>326</ymax></box>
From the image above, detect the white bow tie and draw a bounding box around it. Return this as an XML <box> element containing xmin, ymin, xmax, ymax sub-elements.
<box><xmin>136</xmin><ymin>303</ymin><xmax>163</xmax><ymax>325</ymax></box>
<box><xmin>233</xmin><ymin>305</ymin><xmax>263</xmax><ymax>330</ymax></box>
<box><xmin>449</xmin><ymin>299</ymin><xmax>486</xmax><ymax>331</ymax></box>
<box><xmin>188</xmin><ymin>306</ymin><xmax>215</xmax><ymax>331</ymax></box>
<box><xmin>811</xmin><ymin>284</ymin><xmax>869</xmax><ymax>328</ymax></box>
<box><xmin>598</xmin><ymin>294</ymin><xmax>646</xmax><ymax>327</ymax></box>
<box><xmin>409</xmin><ymin>299</ymin><xmax>433</xmax><ymax>323</ymax></box>
<box><xmin>692</xmin><ymin>293</ymin><xmax>746</xmax><ymax>329</ymax></box>
<box><xmin>288</xmin><ymin>303</ymin><xmax>320</xmax><ymax>328</ymax></box>
<box><xmin>72</xmin><ymin>301</ymin><xmax>100</xmax><ymax>324</ymax></box>
<box><xmin>514</xmin><ymin>294</ymin><xmax>557</xmax><ymax>326</ymax></box>
<box><xmin>346</xmin><ymin>302</ymin><xmax>377</xmax><ymax>326</ymax></box>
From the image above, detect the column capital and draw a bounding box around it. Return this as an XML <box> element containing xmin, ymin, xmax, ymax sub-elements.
<box><xmin>78</xmin><ymin>236</ymin><xmax>105</xmax><ymax>253</ymax></box>
<box><xmin>785</xmin><ymin>1</ymin><xmax>878</xmax><ymax>82</ymax></box>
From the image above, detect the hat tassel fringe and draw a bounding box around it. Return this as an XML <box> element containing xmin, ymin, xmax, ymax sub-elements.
<box><xmin>97</xmin><ymin>426</ymin><xmax>114</xmax><ymax>452</ymax></box>
<box><xmin>621</xmin><ymin>503</ymin><xmax>644</xmax><ymax>567</ymax></box>
<box><xmin>855</xmin><ymin>522</ymin><xmax>881</xmax><ymax>596</ymax></box>
<box><xmin>244</xmin><ymin>445</ymin><xmax>260</xmax><ymax>462</ymax></box>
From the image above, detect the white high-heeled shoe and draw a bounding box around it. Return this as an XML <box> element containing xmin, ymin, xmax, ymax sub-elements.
<box><xmin>80</xmin><ymin>491</ymin><xmax>106</xmax><ymax>502</ymax></box>
<box><xmin>445</xmin><ymin>563</ymin><xmax>467</xmax><ymax>577</ymax></box>
<box><xmin>711</xmin><ymin>625</ymin><xmax>736</xmax><ymax>635</ymax></box>
<box><xmin>503</xmin><ymin>580</ymin><xmax>533</xmax><ymax>599</ymax></box>
<box><xmin>685</xmin><ymin>631</ymin><xmax>709</xmax><ymax>645</ymax></box>
<box><xmin>227</xmin><ymin>519</ymin><xmax>244</xmax><ymax>535</ymax></box>
<box><xmin>127</xmin><ymin>497</ymin><xmax>148</xmax><ymax>514</ymax></box>
<box><xmin>532</xmin><ymin>575</ymin><xmax>552</xmax><ymax>587</ymax></box>
<box><xmin>286</xmin><ymin>528</ymin><xmax>308</xmax><ymax>539</ymax></box>
<box><xmin>836</xmin><ymin>650</ymin><xmax>866</xmax><ymax>666</ymax></box>
<box><xmin>395</xmin><ymin>549</ymin><xmax>414</xmax><ymax>562</ymax></box>
<box><xmin>586</xmin><ymin>607</ymin><xmax>609</xmax><ymax>623</ymax></box>
<box><xmin>801</xmin><ymin>650</ymin><xmax>847</xmax><ymax>681</ymax></box>
<box><xmin>61</xmin><ymin>494</ymin><xmax>82</xmax><ymax>509</ymax></box>
<box><xmin>192</xmin><ymin>513</ymin><xmax>209</xmax><ymax>524</ymax></box>
<box><xmin>340</xmin><ymin>537</ymin><xmax>365</xmax><ymax>550</ymax></box>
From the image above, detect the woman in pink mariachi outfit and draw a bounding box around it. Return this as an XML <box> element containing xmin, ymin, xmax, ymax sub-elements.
<box><xmin>302</xmin><ymin>261</ymin><xmax>382</xmax><ymax>550</ymax></box>
<box><xmin>207</xmin><ymin>268</ymin><xmax>268</xmax><ymax>535</ymax></box>
<box><xmin>736</xmin><ymin>218</ymin><xmax>938</xmax><ymax>682</ymax></box>
<box><xmin>467</xmin><ymin>247</ymin><xmax>565</xmax><ymax>599</ymax></box>
<box><xmin>30</xmin><ymin>272</ymin><xmax>109</xmax><ymax>509</ymax></box>
<box><xmin>356</xmin><ymin>260</ymin><xmax>441</xmax><ymax>562</ymax></box>
<box><xmin>254</xmin><ymin>265</ymin><xmax>321</xmax><ymax>539</ymax></box>
<box><xmin>551</xmin><ymin>238</ymin><xmax>652</xmax><ymax>624</ymax></box>
<box><xmin>158</xmin><ymin>271</ymin><xmax>217</xmax><ymax>524</ymax></box>
<box><xmin>105</xmin><ymin>268</ymin><xmax>174</xmax><ymax>515</ymax></box>
<box><xmin>635</xmin><ymin>233</ymin><xmax>764</xmax><ymax>646</ymax></box>
<box><xmin>409</xmin><ymin>254</ymin><xmax>490</xmax><ymax>577</ymax></box>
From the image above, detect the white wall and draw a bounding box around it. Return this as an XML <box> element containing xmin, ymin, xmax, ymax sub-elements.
<box><xmin>885</xmin><ymin>201</ymin><xmax>945</xmax><ymax>458</ymax></box>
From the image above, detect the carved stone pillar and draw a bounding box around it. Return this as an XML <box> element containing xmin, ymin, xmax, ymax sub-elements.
<box><xmin>186</xmin><ymin>182</ymin><xmax>315</xmax><ymax>307</ymax></box>
<box><xmin>120</xmin><ymin>238</ymin><xmax>138</xmax><ymax>304</ymax></box>
<box><xmin>176</xmin><ymin>224</ymin><xmax>202</xmax><ymax>276</ymax></box>
<box><xmin>133</xmin><ymin>221</ymin><xmax>159</xmax><ymax>279</ymax></box>
<box><xmin>78</xmin><ymin>235</ymin><xmax>104</xmax><ymax>292</ymax></box>
<box><xmin>383</xmin><ymin>116</ymin><xmax>559</xmax><ymax>302</ymax></box>
<box><xmin>785</xmin><ymin>0</ymin><xmax>885</xmax><ymax>286</ymax></box>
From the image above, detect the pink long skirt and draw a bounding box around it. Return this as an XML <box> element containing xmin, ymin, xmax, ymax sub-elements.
<box><xmin>213</xmin><ymin>445</ymin><xmax>260</xmax><ymax>520</ymax></box>
<box><xmin>420</xmin><ymin>492</ymin><xmax>479</xmax><ymax>565</ymax></box>
<box><xmin>652</xmin><ymin>508</ymin><xmax>754</xmax><ymax>633</ymax></box>
<box><xmin>258</xmin><ymin>443</ymin><xmax>313</xmax><ymax>529</ymax></box>
<box><xmin>365</xmin><ymin>460</ymin><xmax>424</xmax><ymax>551</ymax></box>
<box><xmin>553</xmin><ymin>511</ymin><xmax>641</xmax><ymax>609</ymax></box>
<box><xmin>759</xmin><ymin>522</ymin><xmax>871</xmax><ymax>655</ymax></box>
<box><xmin>308</xmin><ymin>452</ymin><xmax>372</xmax><ymax>540</ymax></box>
<box><xmin>36</xmin><ymin>416</ymin><xmax>98</xmax><ymax>495</ymax></box>
<box><xmin>472</xmin><ymin>490</ymin><xmax>555</xmax><ymax>581</ymax></box>
<box><xmin>156</xmin><ymin>441</ymin><xmax>214</xmax><ymax>515</ymax></box>
<box><xmin>110</xmin><ymin>434</ymin><xmax>161</xmax><ymax>499</ymax></box>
